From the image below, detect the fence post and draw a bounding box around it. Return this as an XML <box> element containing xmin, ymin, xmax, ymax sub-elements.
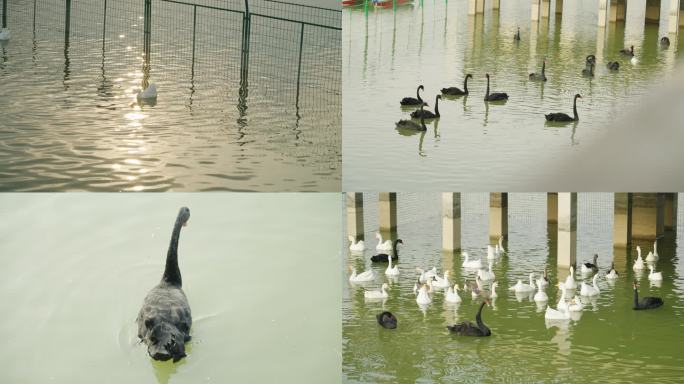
<box><xmin>142</xmin><ymin>0</ymin><xmax>152</xmax><ymax>87</ymax></box>
<box><xmin>295</xmin><ymin>23</ymin><xmax>304</xmax><ymax>108</ymax></box>
<box><xmin>240</xmin><ymin>0</ymin><xmax>251</xmax><ymax>85</ymax></box>
<box><xmin>102</xmin><ymin>0</ymin><xmax>107</xmax><ymax>51</ymax></box>
<box><xmin>2</xmin><ymin>0</ymin><xmax>7</xmax><ymax>29</ymax></box>
<box><xmin>65</xmin><ymin>0</ymin><xmax>71</xmax><ymax>40</ymax></box>
<box><xmin>191</xmin><ymin>5</ymin><xmax>197</xmax><ymax>76</ymax></box>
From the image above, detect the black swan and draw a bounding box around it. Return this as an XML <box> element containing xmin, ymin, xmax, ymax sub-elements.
<box><xmin>607</xmin><ymin>61</ymin><xmax>620</xmax><ymax>71</ymax></box>
<box><xmin>484</xmin><ymin>74</ymin><xmax>508</xmax><ymax>101</ymax></box>
<box><xmin>632</xmin><ymin>281</ymin><xmax>663</xmax><ymax>310</ymax></box>
<box><xmin>137</xmin><ymin>207</ymin><xmax>192</xmax><ymax>362</ymax></box>
<box><xmin>582</xmin><ymin>61</ymin><xmax>595</xmax><ymax>77</ymax></box>
<box><xmin>411</xmin><ymin>95</ymin><xmax>441</xmax><ymax>119</ymax></box>
<box><xmin>441</xmin><ymin>74</ymin><xmax>472</xmax><ymax>96</ymax></box>
<box><xmin>586</xmin><ymin>55</ymin><xmax>597</xmax><ymax>65</ymax></box>
<box><xmin>660</xmin><ymin>36</ymin><xmax>670</xmax><ymax>47</ymax></box>
<box><xmin>371</xmin><ymin>239</ymin><xmax>403</xmax><ymax>262</ymax></box>
<box><xmin>400</xmin><ymin>85</ymin><xmax>428</xmax><ymax>106</ymax></box>
<box><xmin>514</xmin><ymin>27</ymin><xmax>520</xmax><ymax>41</ymax></box>
<box><xmin>620</xmin><ymin>45</ymin><xmax>634</xmax><ymax>57</ymax></box>
<box><xmin>582</xmin><ymin>253</ymin><xmax>599</xmax><ymax>274</ymax></box>
<box><xmin>396</xmin><ymin>108</ymin><xmax>427</xmax><ymax>131</ymax></box>
<box><xmin>529</xmin><ymin>58</ymin><xmax>547</xmax><ymax>81</ymax></box>
<box><xmin>545</xmin><ymin>93</ymin><xmax>581</xmax><ymax>122</ymax></box>
<box><xmin>376</xmin><ymin>311</ymin><xmax>398</xmax><ymax>329</ymax></box>
<box><xmin>447</xmin><ymin>300</ymin><xmax>491</xmax><ymax>337</ymax></box>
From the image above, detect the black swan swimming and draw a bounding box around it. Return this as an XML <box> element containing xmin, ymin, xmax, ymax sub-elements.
<box><xmin>586</xmin><ymin>55</ymin><xmax>597</xmax><ymax>65</ymax></box>
<box><xmin>632</xmin><ymin>281</ymin><xmax>663</xmax><ymax>310</ymax></box>
<box><xmin>376</xmin><ymin>311</ymin><xmax>398</xmax><ymax>329</ymax></box>
<box><xmin>620</xmin><ymin>45</ymin><xmax>634</xmax><ymax>57</ymax></box>
<box><xmin>607</xmin><ymin>61</ymin><xmax>620</xmax><ymax>71</ymax></box>
<box><xmin>371</xmin><ymin>239</ymin><xmax>403</xmax><ymax>262</ymax></box>
<box><xmin>582</xmin><ymin>61</ymin><xmax>595</xmax><ymax>77</ymax></box>
<box><xmin>441</xmin><ymin>74</ymin><xmax>472</xmax><ymax>96</ymax></box>
<box><xmin>545</xmin><ymin>93</ymin><xmax>581</xmax><ymax>122</ymax></box>
<box><xmin>137</xmin><ymin>207</ymin><xmax>192</xmax><ymax>362</ymax></box>
<box><xmin>484</xmin><ymin>74</ymin><xmax>508</xmax><ymax>101</ymax></box>
<box><xmin>660</xmin><ymin>36</ymin><xmax>670</xmax><ymax>47</ymax></box>
<box><xmin>582</xmin><ymin>253</ymin><xmax>599</xmax><ymax>274</ymax></box>
<box><xmin>411</xmin><ymin>95</ymin><xmax>441</xmax><ymax>119</ymax></box>
<box><xmin>396</xmin><ymin>108</ymin><xmax>427</xmax><ymax>131</ymax></box>
<box><xmin>514</xmin><ymin>27</ymin><xmax>520</xmax><ymax>41</ymax></box>
<box><xmin>400</xmin><ymin>85</ymin><xmax>428</xmax><ymax>106</ymax></box>
<box><xmin>529</xmin><ymin>58</ymin><xmax>547</xmax><ymax>81</ymax></box>
<box><xmin>447</xmin><ymin>300</ymin><xmax>491</xmax><ymax>337</ymax></box>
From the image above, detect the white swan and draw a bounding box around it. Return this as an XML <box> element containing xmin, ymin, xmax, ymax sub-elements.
<box><xmin>364</xmin><ymin>283</ymin><xmax>389</xmax><ymax>299</ymax></box>
<box><xmin>462</xmin><ymin>252</ymin><xmax>483</xmax><ymax>269</ymax></box>
<box><xmin>648</xmin><ymin>264</ymin><xmax>662</xmax><ymax>281</ymax></box>
<box><xmin>606</xmin><ymin>262</ymin><xmax>619</xmax><ymax>279</ymax></box>
<box><xmin>653</xmin><ymin>240</ymin><xmax>659</xmax><ymax>259</ymax></box>
<box><xmin>509</xmin><ymin>273</ymin><xmax>536</xmax><ymax>293</ymax></box>
<box><xmin>138</xmin><ymin>84</ymin><xmax>157</xmax><ymax>100</ymax></box>
<box><xmin>433</xmin><ymin>270</ymin><xmax>451</xmax><ymax>288</ymax></box>
<box><xmin>533</xmin><ymin>281</ymin><xmax>548</xmax><ymax>302</ymax></box>
<box><xmin>567</xmin><ymin>295</ymin><xmax>584</xmax><ymax>312</ymax></box>
<box><xmin>416</xmin><ymin>284</ymin><xmax>432</xmax><ymax>305</ymax></box>
<box><xmin>580</xmin><ymin>274</ymin><xmax>600</xmax><ymax>296</ymax></box>
<box><xmin>349</xmin><ymin>267</ymin><xmax>375</xmax><ymax>283</ymax></box>
<box><xmin>633</xmin><ymin>246</ymin><xmax>645</xmax><ymax>270</ymax></box>
<box><xmin>564</xmin><ymin>266</ymin><xmax>577</xmax><ymax>290</ymax></box>
<box><xmin>497</xmin><ymin>236</ymin><xmax>506</xmax><ymax>254</ymax></box>
<box><xmin>0</xmin><ymin>28</ymin><xmax>10</xmax><ymax>41</ymax></box>
<box><xmin>385</xmin><ymin>255</ymin><xmax>399</xmax><ymax>276</ymax></box>
<box><xmin>478</xmin><ymin>261</ymin><xmax>495</xmax><ymax>281</ymax></box>
<box><xmin>445</xmin><ymin>284</ymin><xmax>462</xmax><ymax>303</ymax></box>
<box><xmin>556</xmin><ymin>283</ymin><xmax>569</xmax><ymax>311</ymax></box>
<box><xmin>375</xmin><ymin>232</ymin><xmax>392</xmax><ymax>251</ymax></box>
<box><xmin>646</xmin><ymin>241</ymin><xmax>658</xmax><ymax>263</ymax></box>
<box><xmin>545</xmin><ymin>284</ymin><xmax>570</xmax><ymax>320</ymax></box>
<box><xmin>348</xmin><ymin>235</ymin><xmax>365</xmax><ymax>252</ymax></box>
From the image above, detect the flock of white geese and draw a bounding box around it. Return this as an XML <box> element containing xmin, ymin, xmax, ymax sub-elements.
<box><xmin>348</xmin><ymin>233</ymin><xmax>665</xmax><ymax>322</ymax></box>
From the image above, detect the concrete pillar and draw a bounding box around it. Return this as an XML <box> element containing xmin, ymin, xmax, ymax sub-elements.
<box><xmin>556</xmin><ymin>0</ymin><xmax>563</xmax><ymax>14</ymax></box>
<box><xmin>610</xmin><ymin>0</ymin><xmax>627</xmax><ymax>22</ymax></box>
<box><xmin>631</xmin><ymin>193</ymin><xmax>665</xmax><ymax>240</ymax></box>
<box><xmin>664</xmin><ymin>193</ymin><xmax>678</xmax><ymax>231</ymax></box>
<box><xmin>532</xmin><ymin>0</ymin><xmax>540</xmax><ymax>21</ymax></box>
<box><xmin>476</xmin><ymin>0</ymin><xmax>485</xmax><ymax>14</ymax></box>
<box><xmin>468</xmin><ymin>0</ymin><xmax>485</xmax><ymax>15</ymax></box>
<box><xmin>669</xmin><ymin>0</ymin><xmax>682</xmax><ymax>33</ymax></box>
<box><xmin>492</xmin><ymin>0</ymin><xmax>500</xmax><ymax>10</ymax></box>
<box><xmin>346</xmin><ymin>193</ymin><xmax>364</xmax><ymax>240</ymax></box>
<box><xmin>379</xmin><ymin>192</ymin><xmax>397</xmax><ymax>233</ymax></box>
<box><xmin>540</xmin><ymin>0</ymin><xmax>551</xmax><ymax>18</ymax></box>
<box><xmin>548</xmin><ymin>193</ymin><xmax>558</xmax><ymax>224</ymax></box>
<box><xmin>598</xmin><ymin>0</ymin><xmax>608</xmax><ymax>26</ymax></box>
<box><xmin>442</xmin><ymin>193</ymin><xmax>462</xmax><ymax>251</ymax></box>
<box><xmin>645</xmin><ymin>0</ymin><xmax>661</xmax><ymax>24</ymax></box>
<box><xmin>489</xmin><ymin>193</ymin><xmax>508</xmax><ymax>241</ymax></box>
<box><xmin>613</xmin><ymin>193</ymin><xmax>633</xmax><ymax>248</ymax></box>
<box><xmin>557</xmin><ymin>193</ymin><xmax>577</xmax><ymax>268</ymax></box>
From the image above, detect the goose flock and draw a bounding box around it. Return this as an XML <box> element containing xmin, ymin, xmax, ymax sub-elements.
<box><xmin>348</xmin><ymin>234</ymin><xmax>665</xmax><ymax>337</ymax></box>
<box><xmin>394</xmin><ymin>33</ymin><xmax>670</xmax><ymax>130</ymax></box>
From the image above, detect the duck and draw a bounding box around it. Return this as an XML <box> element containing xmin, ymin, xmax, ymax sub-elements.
<box><xmin>447</xmin><ymin>300</ymin><xmax>492</xmax><ymax>337</ymax></box>
<box><xmin>348</xmin><ymin>235</ymin><xmax>365</xmax><ymax>252</ymax></box>
<box><xmin>462</xmin><ymin>252</ymin><xmax>483</xmax><ymax>269</ymax></box>
<box><xmin>441</xmin><ymin>74</ymin><xmax>472</xmax><ymax>96</ymax></box>
<box><xmin>385</xmin><ymin>254</ymin><xmax>400</xmax><ymax>276</ymax></box>
<box><xmin>0</xmin><ymin>28</ymin><xmax>10</xmax><ymax>41</ymax></box>
<box><xmin>606</xmin><ymin>262</ymin><xmax>619</xmax><ymax>279</ymax></box>
<box><xmin>567</xmin><ymin>295</ymin><xmax>584</xmax><ymax>312</ymax></box>
<box><xmin>648</xmin><ymin>264</ymin><xmax>662</xmax><ymax>281</ymax></box>
<box><xmin>138</xmin><ymin>84</ymin><xmax>158</xmax><ymax>100</ymax></box>
<box><xmin>620</xmin><ymin>45</ymin><xmax>635</xmax><ymax>57</ymax></box>
<box><xmin>395</xmin><ymin>107</ymin><xmax>427</xmax><ymax>131</ymax></box>
<box><xmin>633</xmin><ymin>246</ymin><xmax>645</xmax><ymax>270</ymax></box>
<box><xmin>545</xmin><ymin>293</ymin><xmax>570</xmax><ymax>320</ymax></box>
<box><xmin>536</xmin><ymin>266</ymin><xmax>549</xmax><ymax>288</ymax></box>
<box><xmin>646</xmin><ymin>240</ymin><xmax>658</xmax><ymax>263</ymax></box>
<box><xmin>411</xmin><ymin>95</ymin><xmax>441</xmax><ymax>119</ymax></box>
<box><xmin>375</xmin><ymin>232</ymin><xmax>392</xmax><ymax>251</ymax></box>
<box><xmin>432</xmin><ymin>270</ymin><xmax>451</xmax><ymax>289</ymax></box>
<box><xmin>545</xmin><ymin>94</ymin><xmax>581</xmax><ymax>122</ymax></box>
<box><xmin>484</xmin><ymin>74</ymin><xmax>508</xmax><ymax>101</ymax></box>
<box><xmin>416</xmin><ymin>284</ymin><xmax>432</xmax><ymax>305</ymax></box>
<box><xmin>376</xmin><ymin>311</ymin><xmax>397</xmax><ymax>329</ymax></box>
<box><xmin>556</xmin><ymin>283</ymin><xmax>569</xmax><ymax>311</ymax></box>
<box><xmin>349</xmin><ymin>266</ymin><xmax>375</xmax><ymax>283</ymax></box>
<box><xmin>400</xmin><ymin>85</ymin><xmax>427</xmax><ymax>106</ymax></box>
<box><xmin>580</xmin><ymin>274</ymin><xmax>600</xmax><ymax>296</ymax></box>
<box><xmin>509</xmin><ymin>273</ymin><xmax>536</xmax><ymax>293</ymax></box>
<box><xmin>529</xmin><ymin>58</ymin><xmax>547</xmax><ymax>81</ymax></box>
<box><xmin>607</xmin><ymin>61</ymin><xmax>620</xmax><ymax>71</ymax></box>
<box><xmin>533</xmin><ymin>281</ymin><xmax>548</xmax><ymax>302</ymax></box>
<box><xmin>564</xmin><ymin>266</ymin><xmax>578</xmax><ymax>290</ymax></box>
<box><xmin>371</xmin><ymin>239</ymin><xmax>403</xmax><ymax>262</ymax></box>
<box><xmin>445</xmin><ymin>284</ymin><xmax>462</xmax><ymax>303</ymax></box>
<box><xmin>490</xmin><ymin>281</ymin><xmax>499</xmax><ymax>299</ymax></box>
<box><xmin>364</xmin><ymin>283</ymin><xmax>389</xmax><ymax>300</ymax></box>
<box><xmin>632</xmin><ymin>280</ymin><xmax>663</xmax><ymax>310</ymax></box>
<box><xmin>416</xmin><ymin>266</ymin><xmax>438</xmax><ymax>283</ymax></box>
<box><xmin>580</xmin><ymin>253</ymin><xmax>599</xmax><ymax>275</ymax></box>
<box><xmin>477</xmin><ymin>261</ymin><xmax>495</xmax><ymax>281</ymax></box>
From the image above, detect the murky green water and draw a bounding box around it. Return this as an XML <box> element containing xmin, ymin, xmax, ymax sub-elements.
<box><xmin>0</xmin><ymin>193</ymin><xmax>340</xmax><ymax>383</ymax></box>
<box><xmin>343</xmin><ymin>193</ymin><xmax>684</xmax><ymax>383</ymax></box>
<box><xmin>342</xmin><ymin>0</ymin><xmax>682</xmax><ymax>191</ymax></box>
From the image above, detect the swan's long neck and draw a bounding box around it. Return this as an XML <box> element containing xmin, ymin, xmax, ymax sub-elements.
<box><xmin>485</xmin><ymin>76</ymin><xmax>490</xmax><ymax>97</ymax></box>
<box><xmin>475</xmin><ymin>301</ymin><xmax>486</xmax><ymax>330</ymax></box>
<box><xmin>417</xmin><ymin>86</ymin><xmax>423</xmax><ymax>102</ymax></box>
<box><xmin>434</xmin><ymin>96</ymin><xmax>440</xmax><ymax>117</ymax></box>
<box><xmin>464</xmin><ymin>76</ymin><xmax>470</xmax><ymax>94</ymax></box>
<box><xmin>633</xmin><ymin>287</ymin><xmax>639</xmax><ymax>307</ymax></box>
<box><xmin>541</xmin><ymin>61</ymin><xmax>546</xmax><ymax>75</ymax></box>
<box><xmin>392</xmin><ymin>241</ymin><xmax>400</xmax><ymax>258</ymax></box>
<box><xmin>559</xmin><ymin>286</ymin><xmax>567</xmax><ymax>303</ymax></box>
<box><xmin>163</xmin><ymin>215</ymin><xmax>185</xmax><ymax>286</ymax></box>
<box><xmin>573</xmin><ymin>96</ymin><xmax>579</xmax><ymax>121</ymax></box>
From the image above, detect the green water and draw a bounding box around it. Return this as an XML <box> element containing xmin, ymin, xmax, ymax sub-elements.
<box><xmin>342</xmin><ymin>193</ymin><xmax>684</xmax><ymax>383</ymax></box>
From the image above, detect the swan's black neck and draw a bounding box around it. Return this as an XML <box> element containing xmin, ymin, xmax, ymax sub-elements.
<box><xmin>463</xmin><ymin>76</ymin><xmax>470</xmax><ymax>94</ymax></box>
<box><xmin>541</xmin><ymin>61</ymin><xmax>546</xmax><ymax>75</ymax></box>
<box><xmin>392</xmin><ymin>240</ymin><xmax>401</xmax><ymax>257</ymax></box>
<box><xmin>416</xmin><ymin>86</ymin><xmax>423</xmax><ymax>102</ymax></box>
<box><xmin>633</xmin><ymin>286</ymin><xmax>639</xmax><ymax>308</ymax></box>
<box><xmin>573</xmin><ymin>96</ymin><xmax>579</xmax><ymax>121</ymax></box>
<box><xmin>475</xmin><ymin>301</ymin><xmax>487</xmax><ymax>330</ymax></box>
<box><xmin>163</xmin><ymin>214</ymin><xmax>185</xmax><ymax>287</ymax></box>
<box><xmin>434</xmin><ymin>96</ymin><xmax>440</xmax><ymax>117</ymax></box>
<box><xmin>485</xmin><ymin>76</ymin><xmax>490</xmax><ymax>98</ymax></box>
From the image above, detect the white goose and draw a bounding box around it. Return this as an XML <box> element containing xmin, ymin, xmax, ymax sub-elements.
<box><xmin>364</xmin><ymin>283</ymin><xmax>389</xmax><ymax>299</ymax></box>
<box><xmin>138</xmin><ymin>84</ymin><xmax>157</xmax><ymax>100</ymax></box>
<box><xmin>433</xmin><ymin>270</ymin><xmax>451</xmax><ymax>288</ymax></box>
<box><xmin>606</xmin><ymin>262</ymin><xmax>619</xmax><ymax>279</ymax></box>
<box><xmin>580</xmin><ymin>274</ymin><xmax>600</xmax><ymax>296</ymax></box>
<box><xmin>633</xmin><ymin>246</ymin><xmax>645</xmax><ymax>270</ymax></box>
<box><xmin>564</xmin><ymin>266</ymin><xmax>578</xmax><ymax>290</ymax></box>
<box><xmin>0</xmin><ymin>28</ymin><xmax>10</xmax><ymax>41</ymax></box>
<box><xmin>646</xmin><ymin>240</ymin><xmax>658</xmax><ymax>263</ymax></box>
<box><xmin>567</xmin><ymin>295</ymin><xmax>584</xmax><ymax>312</ymax></box>
<box><xmin>533</xmin><ymin>280</ymin><xmax>548</xmax><ymax>302</ymax></box>
<box><xmin>648</xmin><ymin>264</ymin><xmax>662</xmax><ymax>281</ymax></box>
<box><xmin>445</xmin><ymin>284</ymin><xmax>462</xmax><ymax>303</ymax></box>
<box><xmin>385</xmin><ymin>255</ymin><xmax>400</xmax><ymax>276</ymax></box>
<box><xmin>348</xmin><ymin>235</ymin><xmax>365</xmax><ymax>252</ymax></box>
<box><xmin>349</xmin><ymin>267</ymin><xmax>375</xmax><ymax>283</ymax></box>
<box><xmin>509</xmin><ymin>273</ymin><xmax>536</xmax><ymax>293</ymax></box>
<box><xmin>375</xmin><ymin>232</ymin><xmax>393</xmax><ymax>251</ymax></box>
<box><xmin>416</xmin><ymin>284</ymin><xmax>432</xmax><ymax>305</ymax></box>
<box><xmin>462</xmin><ymin>252</ymin><xmax>483</xmax><ymax>269</ymax></box>
<box><xmin>536</xmin><ymin>266</ymin><xmax>549</xmax><ymax>288</ymax></box>
<box><xmin>556</xmin><ymin>283</ymin><xmax>569</xmax><ymax>312</ymax></box>
<box><xmin>545</xmin><ymin>284</ymin><xmax>570</xmax><ymax>320</ymax></box>
<box><xmin>416</xmin><ymin>266</ymin><xmax>437</xmax><ymax>283</ymax></box>
<box><xmin>497</xmin><ymin>236</ymin><xmax>506</xmax><ymax>254</ymax></box>
<box><xmin>487</xmin><ymin>245</ymin><xmax>497</xmax><ymax>260</ymax></box>
<box><xmin>490</xmin><ymin>281</ymin><xmax>499</xmax><ymax>298</ymax></box>
<box><xmin>471</xmin><ymin>276</ymin><xmax>484</xmax><ymax>299</ymax></box>
<box><xmin>477</xmin><ymin>261</ymin><xmax>496</xmax><ymax>281</ymax></box>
